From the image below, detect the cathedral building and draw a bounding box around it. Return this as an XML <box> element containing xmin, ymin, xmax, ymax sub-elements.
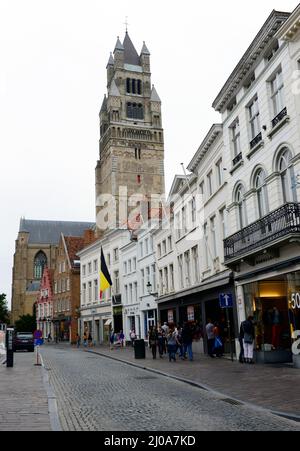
<box><xmin>11</xmin><ymin>219</ymin><xmax>95</xmax><ymax>324</ymax></box>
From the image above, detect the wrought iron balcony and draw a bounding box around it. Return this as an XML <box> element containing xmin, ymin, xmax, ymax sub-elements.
<box><xmin>250</xmin><ymin>132</ymin><xmax>262</xmax><ymax>150</ymax></box>
<box><xmin>224</xmin><ymin>203</ymin><xmax>300</xmax><ymax>265</ymax></box>
<box><xmin>232</xmin><ymin>152</ymin><xmax>243</xmax><ymax>167</ymax></box>
<box><xmin>272</xmin><ymin>107</ymin><xmax>287</xmax><ymax>128</ymax></box>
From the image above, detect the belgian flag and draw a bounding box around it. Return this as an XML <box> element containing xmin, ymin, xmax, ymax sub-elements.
<box><xmin>100</xmin><ymin>248</ymin><xmax>113</xmax><ymax>300</ymax></box>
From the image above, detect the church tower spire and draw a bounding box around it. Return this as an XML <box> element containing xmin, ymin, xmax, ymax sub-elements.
<box><xmin>96</xmin><ymin>33</ymin><xmax>165</xmax><ymax>234</ymax></box>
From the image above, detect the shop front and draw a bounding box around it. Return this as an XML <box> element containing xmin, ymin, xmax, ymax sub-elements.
<box><xmin>158</xmin><ymin>275</ymin><xmax>237</xmax><ymax>356</ymax></box>
<box><xmin>241</xmin><ymin>270</ymin><xmax>300</xmax><ymax>363</ymax></box>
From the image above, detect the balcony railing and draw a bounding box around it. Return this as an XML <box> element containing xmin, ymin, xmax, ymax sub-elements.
<box><xmin>250</xmin><ymin>132</ymin><xmax>262</xmax><ymax>149</ymax></box>
<box><xmin>224</xmin><ymin>203</ymin><xmax>300</xmax><ymax>263</ymax></box>
<box><xmin>232</xmin><ymin>152</ymin><xmax>243</xmax><ymax>167</ymax></box>
<box><xmin>272</xmin><ymin>107</ymin><xmax>287</xmax><ymax>128</ymax></box>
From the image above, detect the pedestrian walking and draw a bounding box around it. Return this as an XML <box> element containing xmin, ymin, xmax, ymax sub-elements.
<box><xmin>109</xmin><ymin>330</ymin><xmax>115</xmax><ymax>350</ymax></box>
<box><xmin>148</xmin><ymin>326</ymin><xmax>158</xmax><ymax>359</ymax></box>
<box><xmin>213</xmin><ymin>322</ymin><xmax>223</xmax><ymax>358</ymax></box>
<box><xmin>47</xmin><ymin>333</ymin><xmax>52</xmax><ymax>343</ymax></box>
<box><xmin>83</xmin><ymin>332</ymin><xmax>88</xmax><ymax>348</ymax></box>
<box><xmin>206</xmin><ymin>319</ymin><xmax>215</xmax><ymax>358</ymax></box>
<box><xmin>176</xmin><ymin>325</ymin><xmax>184</xmax><ymax>359</ymax></box>
<box><xmin>88</xmin><ymin>333</ymin><xmax>93</xmax><ymax>348</ymax></box>
<box><xmin>240</xmin><ymin>316</ymin><xmax>255</xmax><ymax>364</ymax></box>
<box><xmin>182</xmin><ymin>322</ymin><xmax>194</xmax><ymax>362</ymax></box>
<box><xmin>167</xmin><ymin>327</ymin><xmax>178</xmax><ymax>362</ymax></box>
<box><xmin>130</xmin><ymin>329</ymin><xmax>136</xmax><ymax>347</ymax></box>
<box><xmin>162</xmin><ymin>322</ymin><xmax>169</xmax><ymax>336</ymax></box>
<box><xmin>238</xmin><ymin>324</ymin><xmax>245</xmax><ymax>363</ymax></box>
<box><xmin>157</xmin><ymin>327</ymin><xmax>165</xmax><ymax>358</ymax></box>
<box><xmin>119</xmin><ymin>330</ymin><xmax>125</xmax><ymax>347</ymax></box>
<box><xmin>76</xmin><ymin>334</ymin><xmax>81</xmax><ymax>349</ymax></box>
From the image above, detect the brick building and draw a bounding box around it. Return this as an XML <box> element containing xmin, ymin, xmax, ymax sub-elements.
<box><xmin>53</xmin><ymin>231</ymin><xmax>95</xmax><ymax>343</ymax></box>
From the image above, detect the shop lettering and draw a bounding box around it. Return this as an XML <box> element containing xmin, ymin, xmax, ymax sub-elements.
<box><xmin>291</xmin><ymin>293</ymin><xmax>300</xmax><ymax>310</ymax></box>
<box><xmin>292</xmin><ymin>331</ymin><xmax>300</xmax><ymax>356</ymax></box>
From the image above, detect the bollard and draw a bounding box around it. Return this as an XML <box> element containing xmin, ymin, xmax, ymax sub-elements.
<box><xmin>6</xmin><ymin>328</ymin><xmax>14</xmax><ymax>368</ymax></box>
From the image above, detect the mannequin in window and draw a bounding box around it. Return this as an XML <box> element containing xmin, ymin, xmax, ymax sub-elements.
<box><xmin>271</xmin><ymin>307</ymin><xmax>283</xmax><ymax>350</ymax></box>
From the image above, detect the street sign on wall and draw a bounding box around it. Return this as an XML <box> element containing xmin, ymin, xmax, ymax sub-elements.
<box><xmin>219</xmin><ymin>293</ymin><xmax>233</xmax><ymax>309</ymax></box>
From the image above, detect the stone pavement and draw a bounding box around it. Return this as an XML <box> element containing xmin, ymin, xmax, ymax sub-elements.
<box><xmin>0</xmin><ymin>351</ymin><xmax>52</xmax><ymax>431</ymax></box>
<box><xmin>87</xmin><ymin>344</ymin><xmax>300</xmax><ymax>420</ymax></box>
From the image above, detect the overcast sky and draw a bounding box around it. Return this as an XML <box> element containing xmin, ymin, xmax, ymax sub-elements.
<box><xmin>0</xmin><ymin>0</ymin><xmax>298</xmax><ymax>308</ymax></box>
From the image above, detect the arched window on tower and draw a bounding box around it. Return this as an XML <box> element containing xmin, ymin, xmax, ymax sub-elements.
<box><xmin>137</xmin><ymin>80</ymin><xmax>142</xmax><ymax>95</ymax></box>
<box><xmin>34</xmin><ymin>251</ymin><xmax>47</xmax><ymax>280</ymax></box>
<box><xmin>132</xmin><ymin>79</ymin><xmax>136</xmax><ymax>94</ymax></box>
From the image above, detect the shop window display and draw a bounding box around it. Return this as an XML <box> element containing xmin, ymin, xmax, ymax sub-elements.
<box><xmin>243</xmin><ymin>273</ymin><xmax>300</xmax><ymax>354</ymax></box>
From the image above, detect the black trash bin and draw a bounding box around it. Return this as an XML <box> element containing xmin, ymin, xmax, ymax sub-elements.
<box><xmin>134</xmin><ymin>339</ymin><xmax>146</xmax><ymax>359</ymax></box>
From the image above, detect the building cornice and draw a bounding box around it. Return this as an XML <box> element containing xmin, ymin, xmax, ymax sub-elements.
<box><xmin>276</xmin><ymin>4</ymin><xmax>300</xmax><ymax>41</ymax></box>
<box><xmin>187</xmin><ymin>124</ymin><xmax>223</xmax><ymax>173</ymax></box>
<box><xmin>212</xmin><ymin>11</ymin><xmax>290</xmax><ymax>113</ymax></box>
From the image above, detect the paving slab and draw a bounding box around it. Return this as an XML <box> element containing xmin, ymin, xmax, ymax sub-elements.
<box><xmin>0</xmin><ymin>352</ymin><xmax>52</xmax><ymax>431</ymax></box>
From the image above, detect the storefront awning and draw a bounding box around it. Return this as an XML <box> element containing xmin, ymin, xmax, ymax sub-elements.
<box><xmin>104</xmin><ymin>319</ymin><xmax>112</xmax><ymax>326</ymax></box>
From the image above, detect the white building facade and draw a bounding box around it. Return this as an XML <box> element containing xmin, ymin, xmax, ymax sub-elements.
<box><xmin>78</xmin><ymin>229</ymin><xmax>129</xmax><ymax>344</ymax></box>
<box><xmin>213</xmin><ymin>8</ymin><xmax>300</xmax><ymax>363</ymax></box>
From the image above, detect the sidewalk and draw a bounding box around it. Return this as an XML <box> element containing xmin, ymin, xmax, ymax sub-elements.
<box><xmin>0</xmin><ymin>351</ymin><xmax>52</xmax><ymax>431</ymax></box>
<box><xmin>88</xmin><ymin>344</ymin><xmax>300</xmax><ymax>420</ymax></box>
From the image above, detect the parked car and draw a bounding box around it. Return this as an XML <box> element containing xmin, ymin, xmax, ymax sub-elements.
<box><xmin>13</xmin><ymin>332</ymin><xmax>34</xmax><ymax>352</ymax></box>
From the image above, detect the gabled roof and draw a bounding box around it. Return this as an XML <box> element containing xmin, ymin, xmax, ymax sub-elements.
<box><xmin>151</xmin><ymin>85</ymin><xmax>161</xmax><ymax>102</ymax></box>
<box><xmin>19</xmin><ymin>219</ymin><xmax>95</xmax><ymax>245</ymax></box>
<box><xmin>123</xmin><ymin>32</ymin><xmax>141</xmax><ymax>66</ymax></box>
<box><xmin>109</xmin><ymin>79</ymin><xmax>120</xmax><ymax>97</ymax></box>
<box><xmin>64</xmin><ymin>236</ymin><xmax>85</xmax><ymax>267</ymax></box>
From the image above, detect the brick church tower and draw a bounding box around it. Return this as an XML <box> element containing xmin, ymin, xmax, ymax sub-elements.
<box><xmin>96</xmin><ymin>32</ymin><xmax>165</xmax><ymax>233</ymax></box>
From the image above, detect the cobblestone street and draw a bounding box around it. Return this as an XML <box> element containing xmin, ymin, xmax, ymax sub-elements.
<box><xmin>41</xmin><ymin>345</ymin><xmax>300</xmax><ymax>431</ymax></box>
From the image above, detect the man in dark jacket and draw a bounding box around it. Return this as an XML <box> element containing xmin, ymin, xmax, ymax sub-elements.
<box><xmin>240</xmin><ymin>316</ymin><xmax>255</xmax><ymax>364</ymax></box>
<box><xmin>182</xmin><ymin>323</ymin><xmax>194</xmax><ymax>362</ymax></box>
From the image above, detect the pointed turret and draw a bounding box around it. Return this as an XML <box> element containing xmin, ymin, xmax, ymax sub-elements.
<box><xmin>109</xmin><ymin>79</ymin><xmax>120</xmax><ymax>98</ymax></box>
<box><xmin>151</xmin><ymin>85</ymin><xmax>161</xmax><ymax>102</ymax></box>
<box><xmin>106</xmin><ymin>53</ymin><xmax>114</xmax><ymax>85</ymax></box>
<box><xmin>106</xmin><ymin>52</ymin><xmax>114</xmax><ymax>67</ymax></box>
<box><xmin>114</xmin><ymin>36</ymin><xmax>124</xmax><ymax>69</ymax></box>
<box><xmin>100</xmin><ymin>95</ymin><xmax>107</xmax><ymax>114</ymax></box>
<box><xmin>140</xmin><ymin>40</ymin><xmax>151</xmax><ymax>73</ymax></box>
<box><xmin>141</xmin><ymin>41</ymin><xmax>150</xmax><ymax>55</ymax></box>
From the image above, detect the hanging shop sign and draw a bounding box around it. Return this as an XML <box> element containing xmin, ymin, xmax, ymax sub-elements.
<box><xmin>187</xmin><ymin>306</ymin><xmax>195</xmax><ymax>321</ymax></box>
<box><xmin>168</xmin><ymin>310</ymin><xmax>174</xmax><ymax>323</ymax></box>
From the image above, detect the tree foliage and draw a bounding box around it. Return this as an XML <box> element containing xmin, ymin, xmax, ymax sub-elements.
<box><xmin>15</xmin><ymin>315</ymin><xmax>36</xmax><ymax>333</ymax></box>
<box><xmin>0</xmin><ymin>294</ymin><xmax>9</xmax><ymax>324</ymax></box>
